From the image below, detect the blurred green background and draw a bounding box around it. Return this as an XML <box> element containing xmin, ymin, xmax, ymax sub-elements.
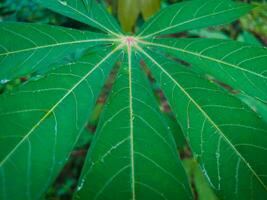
<box><xmin>1</xmin><ymin>0</ymin><xmax>266</xmax><ymax>199</ymax></box>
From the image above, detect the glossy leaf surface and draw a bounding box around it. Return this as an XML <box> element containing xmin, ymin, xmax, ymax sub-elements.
<box><xmin>0</xmin><ymin>23</ymin><xmax>113</xmax><ymax>81</ymax></box>
<box><xmin>139</xmin><ymin>48</ymin><xmax>267</xmax><ymax>200</ymax></box>
<box><xmin>1</xmin><ymin>0</ymin><xmax>266</xmax><ymax>199</ymax></box>
<box><xmin>35</xmin><ymin>0</ymin><xmax>122</xmax><ymax>36</ymax></box>
<box><xmin>138</xmin><ymin>0</ymin><xmax>252</xmax><ymax>38</ymax></box>
<box><xmin>75</xmin><ymin>50</ymin><xmax>192</xmax><ymax>200</ymax></box>
<box><xmin>0</xmin><ymin>47</ymin><xmax>120</xmax><ymax>200</ymax></box>
<box><xmin>144</xmin><ymin>38</ymin><xmax>267</xmax><ymax>103</ymax></box>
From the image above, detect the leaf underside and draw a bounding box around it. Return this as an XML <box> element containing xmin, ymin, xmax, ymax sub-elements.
<box><xmin>0</xmin><ymin>0</ymin><xmax>267</xmax><ymax>200</ymax></box>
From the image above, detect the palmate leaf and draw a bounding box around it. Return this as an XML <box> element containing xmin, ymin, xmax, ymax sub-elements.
<box><xmin>0</xmin><ymin>47</ymin><xmax>121</xmax><ymax>200</ymax></box>
<box><xmin>75</xmin><ymin>49</ymin><xmax>192</xmax><ymax>200</ymax></box>
<box><xmin>141</xmin><ymin>38</ymin><xmax>267</xmax><ymax>103</ymax></box>
<box><xmin>0</xmin><ymin>23</ymin><xmax>115</xmax><ymax>81</ymax></box>
<box><xmin>1</xmin><ymin>0</ymin><xmax>266</xmax><ymax>199</ymax></box>
<box><xmin>137</xmin><ymin>0</ymin><xmax>252</xmax><ymax>38</ymax></box>
<box><xmin>35</xmin><ymin>0</ymin><xmax>122</xmax><ymax>36</ymax></box>
<box><xmin>138</xmin><ymin>47</ymin><xmax>267</xmax><ymax>200</ymax></box>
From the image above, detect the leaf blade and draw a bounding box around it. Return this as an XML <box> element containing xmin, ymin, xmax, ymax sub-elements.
<box><xmin>0</xmin><ymin>46</ymin><xmax>121</xmax><ymax>200</ymax></box>
<box><xmin>35</xmin><ymin>0</ymin><xmax>122</xmax><ymax>36</ymax></box>
<box><xmin>138</xmin><ymin>0</ymin><xmax>252</xmax><ymax>38</ymax></box>
<box><xmin>139</xmin><ymin>0</ymin><xmax>161</xmax><ymax>21</ymax></box>
<box><xmin>0</xmin><ymin>23</ymin><xmax>115</xmax><ymax>81</ymax></box>
<box><xmin>139</xmin><ymin>47</ymin><xmax>267</xmax><ymax>200</ymax></box>
<box><xmin>75</xmin><ymin>48</ymin><xmax>192</xmax><ymax>199</ymax></box>
<box><xmin>118</xmin><ymin>0</ymin><xmax>140</xmax><ymax>32</ymax></box>
<box><xmin>142</xmin><ymin>38</ymin><xmax>267</xmax><ymax>103</ymax></box>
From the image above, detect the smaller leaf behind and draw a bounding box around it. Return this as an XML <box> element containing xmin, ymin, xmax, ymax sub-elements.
<box><xmin>237</xmin><ymin>93</ymin><xmax>267</xmax><ymax>124</ymax></box>
<box><xmin>118</xmin><ymin>0</ymin><xmax>140</xmax><ymax>33</ymax></box>
<box><xmin>183</xmin><ymin>159</ymin><xmax>219</xmax><ymax>200</ymax></box>
<box><xmin>139</xmin><ymin>0</ymin><xmax>161</xmax><ymax>21</ymax></box>
<box><xmin>117</xmin><ymin>0</ymin><xmax>160</xmax><ymax>33</ymax></box>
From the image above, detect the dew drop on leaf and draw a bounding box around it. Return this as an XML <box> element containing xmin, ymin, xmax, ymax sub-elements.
<box><xmin>58</xmin><ymin>0</ymin><xmax>67</xmax><ymax>6</ymax></box>
<box><xmin>77</xmin><ymin>179</ymin><xmax>85</xmax><ymax>191</ymax></box>
<box><xmin>0</xmin><ymin>79</ymin><xmax>9</xmax><ymax>84</ymax></box>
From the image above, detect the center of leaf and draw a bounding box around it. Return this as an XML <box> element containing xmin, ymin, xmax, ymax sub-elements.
<box><xmin>122</xmin><ymin>36</ymin><xmax>136</xmax><ymax>47</ymax></box>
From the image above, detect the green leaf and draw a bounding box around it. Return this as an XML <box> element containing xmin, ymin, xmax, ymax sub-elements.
<box><xmin>142</xmin><ymin>38</ymin><xmax>267</xmax><ymax>103</ymax></box>
<box><xmin>139</xmin><ymin>0</ymin><xmax>161</xmax><ymax>21</ymax></box>
<box><xmin>118</xmin><ymin>0</ymin><xmax>140</xmax><ymax>33</ymax></box>
<box><xmin>188</xmin><ymin>29</ymin><xmax>229</xmax><ymax>40</ymax></box>
<box><xmin>75</xmin><ymin>127</ymin><xmax>94</xmax><ymax>148</ymax></box>
<box><xmin>75</xmin><ymin>48</ymin><xmax>192</xmax><ymax>199</ymax></box>
<box><xmin>1</xmin><ymin>0</ymin><xmax>267</xmax><ymax>199</ymax></box>
<box><xmin>137</xmin><ymin>0</ymin><xmax>252</xmax><ymax>38</ymax></box>
<box><xmin>0</xmin><ymin>47</ymin><xmax>121</xmax><ymax>200</ymax></box>
<box><xmin>237</xmin><ymin>31</ymin><xmax>262</xmax><ymax>46</ymax></box>
<box><xmin>0</xmin><ymin>23</ymin><xmax>115</xmax><ymax>81</ymax></box>
<box><xmin>117</xmin><ymin>0</ymin><xmax>161</xmax><ymax>32</ymax></box>
<box><xmin>237</xmin><ymin>93</ymin><xmax>267</xmax><ymax>124</ymax></box>
<box><xmin>183</xmin><ymin>159</ymin><xmax>219</xmax><ymax>200</ymax></box>
<box><xmin>163</xmin><ymin>113</ymin><xmax>186</xmax><ymax>150</ymax></box>
<box><xmin>139</xmin><ymin>47</ymin><xmax>267</xmax><ymax>200</ymax></box>
<box><xmin>35</xmin><ymin>0</ymin><xmax>122</xmax><ymax>36</ymax></box>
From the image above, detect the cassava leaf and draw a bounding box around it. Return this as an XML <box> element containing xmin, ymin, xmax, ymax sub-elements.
<box><xmin>75</xmin><ymin>49</ymin><xmax>192</xmax><ymax>200</ymax></box>
<box><xmin>238</xmin><ymin>93</ymin><xmax>267</xmax><ymax>124</ymax></box>
<box><xmin>142</xmin><ymin>38</ymin><xmax>267</xmax><ymax>103</ymax></box>
<box><xmin>35</xmin><ymin>0</ymin><xmax>122</xmax><ymax>36</ymax></box>
<box><xmin>0</xmin><ymin>23</ymin><xmax>115</xmax><ymax>81</ymax></box>
<box><xmin>163</xmin><ymin>113</ymin><xmax>186</xmax><ymax>150</ymax></box>
<box><xmin>138</xmin><ymin>47</ymin><xmax>267</xmax><ymax>200</ymax></box>
<box><xmin>1</xmin><ymin>0</ymin><xmax>266</xmax><ymax>199</ymax></box>
<box><xmin>237</xmin><ymin>31</ymin><xmax>262</xmax><ymax>47</ymax></box>
<box><xmin>118</xmin><ymin>0</ymin><xmax>161</xmax><ymax>32</ymax></box>
<box><xmin>118</xmin><ymin>0</ymin><xmax>140</xmax><ymax>33</ymax></box>
<box><xmin>137</xmin><ymin>0</ymin><xmax>252</xmax><ymax>38</ymax></box>
<box><xmin>139</xmin><ymin>0</ymin><xmax>161</xmax><ymax>21</ymax></box>
<box><xmin>183</xmin><ymin>159</ymin><xmax>219</xmax><ymax>200</ymax></box>
<box><xmin>0</xmin><ymin>47</ymin><xmax>121</xmax><ymax>200</ymax></box>
<box><xmin>75</xmin><ymin>127</ymin><xmax>94</xmax><ymax>148</ymax></box>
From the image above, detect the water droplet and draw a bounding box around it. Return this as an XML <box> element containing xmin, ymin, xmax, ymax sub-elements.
<box><xmin>31</xmin><ymin>74</ymin><xmax>44</xmax><ymax>81</ymax></box>
<box><xmin>77</xmin><ymin>179</ymin><xmax>85</xmax><ymax>191</ymax></box>
<box><xmin>58</xmin><ymin>0</ymin><xmax>67</xmax><ymax>6</ymax></box>
<box><xmin>0</xmin><ymin>79</ymin><xmax>9</xmax><ymax>84</ymax></box>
